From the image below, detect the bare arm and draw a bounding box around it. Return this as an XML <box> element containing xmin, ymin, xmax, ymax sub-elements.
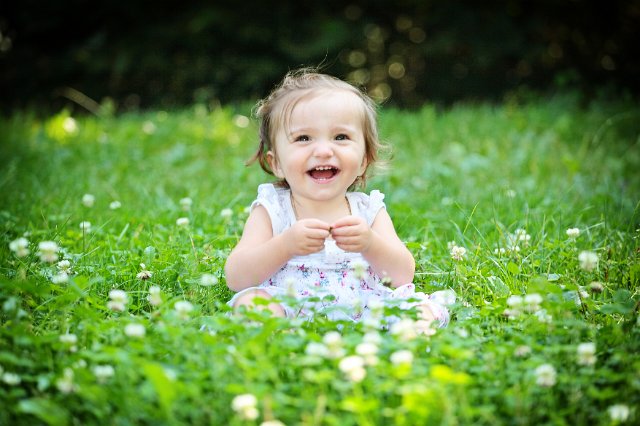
<box><xmin>224</xmin><ymin>205</ymin><xmax>331</xmax><ymax>291</ymax></box>
<box><xmin>331</xmin><ymin>209</ymin><xmax>415</xmax><ymax>286</ymax></box>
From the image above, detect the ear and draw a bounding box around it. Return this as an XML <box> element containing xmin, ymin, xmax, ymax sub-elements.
<box><xmin>358</xmin><ymin>156</ymin><xmax>368</xmax><ymax>176</ymax></box>
<box><xmin>267</xmin><ymin>151</ymin><xmax>285</xmax><ymax>178</ymax></box>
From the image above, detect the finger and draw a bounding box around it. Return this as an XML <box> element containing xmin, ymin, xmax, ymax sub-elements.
<box><xmin>331</xmin><ymin>225</ymin><xmax>362</xmax><ymax>237</ymax></box>
<box><xmin>307</xmin><ymin>229</ymin><xmax>331</xmax><ymax>239</ymax></box>
<box><xmin>308</xmin><ymin>241</ymin><xmax>326</xmax><ymax>253</ymax></box>
<box><xmin>331</xmin><ymin>215</ymin><xmax>361</xmax><ymax>229</ymax></box>
<box><xmin>303</xmin><ymin>219</ymin><xmax>332</xmax><ymax>231</ymax></box>
<box><xmin>335</xmin><ymin>243</ymin><xmax>360</xmax><ymax>253</ymax></box>
<box><xmin>334</xmin><ymin>237</ymin><xmax>360</xmax><ymax>247</ymax></box>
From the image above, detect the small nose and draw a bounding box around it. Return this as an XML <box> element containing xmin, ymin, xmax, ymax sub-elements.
<box><xmin>313</xmin><ymin>140</ymin><xmax>334</xmax><ymax>157</ymax></box>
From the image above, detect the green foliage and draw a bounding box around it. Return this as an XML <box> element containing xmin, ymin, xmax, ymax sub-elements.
<box><xmin>2</xmin><ymin>1</ymin><xmax>638</xmax><ymax>111</ymax></box>
<box><xmin>0</xmin><ymin>96</ymin><xmax>639</xmax><ymax>424</ymax></box>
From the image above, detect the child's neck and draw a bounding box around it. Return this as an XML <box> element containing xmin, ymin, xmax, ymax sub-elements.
<box><xmin>290</xmin><ymin>191</ymin><xmax>351</xmax><ymax>223</ymax></box>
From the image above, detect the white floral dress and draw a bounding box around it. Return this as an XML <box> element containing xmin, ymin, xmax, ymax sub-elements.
<box><xmin>228</xmin><ymin>183</ymin><xmax>453</xmax><ymax>326</ymax></box>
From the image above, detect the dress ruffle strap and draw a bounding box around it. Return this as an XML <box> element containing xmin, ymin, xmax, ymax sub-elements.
<box><xmin>252</xmin><ymin>183</ymin><xmax>288</xmax><ymax>235</ymax></box>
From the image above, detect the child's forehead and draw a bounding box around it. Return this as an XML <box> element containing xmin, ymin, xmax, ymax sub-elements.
<box><xmin>275</xmin><ymin>89</ymin><xmax>365</xmax><ymax>125</ymax></box>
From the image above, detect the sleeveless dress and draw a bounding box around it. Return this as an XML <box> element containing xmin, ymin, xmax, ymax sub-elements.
<box><xmin>228</xmin><ymin>183</ymin><xmax>454</xmax><ymax>326</ymax></box>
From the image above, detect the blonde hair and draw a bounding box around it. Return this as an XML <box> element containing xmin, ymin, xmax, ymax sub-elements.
<box><xmin>248</xmin><ymin>68</ymin><xmax>387</xmax><ymax>189</ymax></box>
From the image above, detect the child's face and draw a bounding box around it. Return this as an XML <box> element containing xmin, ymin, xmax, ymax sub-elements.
<box><xmin>268</xmin><ymin>90</ymin><xmax>368</xmax><ymax>202</ymax></box>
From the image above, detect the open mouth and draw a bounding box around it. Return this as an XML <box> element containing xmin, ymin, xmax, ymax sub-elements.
<box><xmin>307</xmin><ymin>166</ymin><xmax>340</xmax><ymax>181</ymax></box>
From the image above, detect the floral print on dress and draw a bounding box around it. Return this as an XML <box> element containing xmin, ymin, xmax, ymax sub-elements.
<box><xmin>228</xmin><ymin>183</ymin><xmax>453</xmax><ymax>325</ymax></box>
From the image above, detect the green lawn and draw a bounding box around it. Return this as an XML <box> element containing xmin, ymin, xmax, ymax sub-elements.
<box><xmin>1</xmin><ymin>95</ymin><xmax>639</xmax><ymax>425</ymax></box>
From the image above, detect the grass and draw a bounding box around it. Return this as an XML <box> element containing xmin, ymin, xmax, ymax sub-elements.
<box><xmin>1</xmin><ymin>94</ymin><xmax>639</xmax><ymax>425</ymax></box>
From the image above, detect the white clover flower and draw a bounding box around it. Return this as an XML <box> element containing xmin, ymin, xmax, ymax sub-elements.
<box><xmin>515</xmin><ymin>229</ymin><xmax>531</xmax><ymax>245</ymax></box>
<box><xmin>52</xmin><ymin>272</ymin><xmax>69</xmax><ymax>284</ymax></box>
<box><xmin>2</xmin><ymin>372</ymin><xmax>21</xmax><ymax>386</ymax></box>
<box><xmin>179</xmin><ymin>197</ymin><xmax>193</xmax><ymax>211</ymax></box>
<box><xmin>534</xmin><ymin>363</ymin><xmax>557</xmax><ymax>387</ymax></box>
<box><xmin>338</xmin><ymin>355</ymin><xmax>364</xmax><ymax>372</ymax></box>
<box><xmin>578</xmin><ymin>251</ymin><xmax>598</xmax><ymax>272</ymax></box>
<box><xmin>124</xmin><ymin>323</ymin><xmax>146</xmax><ymax>338</ymax></box>
<box><xmin>57</xmin><ymin>259</ymin><xmax>72</xmax><ymax>273</ymax></box>
<box><xmin>62</xmin><ymin>117</ymin><xmax>78</xmax><ymax>134</ymax></box>
<box><xmin>93</xmin><ymin>365</ymin><xmax>115</xmax><ymax>383</ymax></box>
<box><xmin>142</xmin><ymin>121</ymin><xmax>157</xmax><ymax>135</ymax></box>
<box><xmin>503</xmin><ymin>308</ymin><xmax>520</xmax><ymax>320</ymax></box>
<box><xmin>9</xmin><ymin>237</ymin><xmax>30</xmax><ymax>257</ymax></box>
<box><xmin>455</xmin><ymin>327</ymin><xmax>469</xmax><ymax>338</ymax></box>
<box><xmin>107</xmin><ymin>289</ymin><xmax>128</xmax><ymax>312</ymax></box>
<box><xmin>608</xmin><ymin>404</ymin><xmax>630</xmax><ymax>422</ymax></box>
<box><xmin>339</xmin><ymin>355</ymin><xmax>367</xmax><ymax>382</ymax></box>
<box><xmin>578</xmin><ymin>286</ymin><xmax>589</xmax><ymax>300</ymax></box>
<box><xmin>514</xmin><ymin>345</ymin><xmax>531</xmax><ymax>357</ymax></box>
<box><xmin>109</xmin><ymin>200</ymin><xmax>122</xmax><ymax>210</ymax></box>
<box><xmin>566</xmin><ymin>228</ymin><xmax>580</xmax><ymax>239</ymax></box>
<box><xmin>174</xmin><ymin>300</ymin><xmax>194</xmax><ymax>319</ymax></box>
<box><xmin>447</xmin><ymin>240</ymin><xmax>457</xmax><ymax>250</ymax></box>
<box><xmin>322</xmin><ymin>331</ymin><xmax>342</xmax><ymax>347</ymax></box>
<box><xmin>356</xmin><ymin>342</ymin><xmax>379</xmax><ymax>366</ymax></box>
<box><xmin>534</xmin><ymin>309</ymin><xmax>552</xmax><ymax>323</ymax></box>
<box><xmin>233</xmin><ymin>114</ymin><xmax>250</xmax><ymax>128</ymax></box>
<box><xmin>163</xmin><ymin>368</ymin><xmax>177</xmax><ymax>381</ymax></box>
<box><xmin>37</xmin><ymin>241</ymin><xmax>59</xmax><ymax>263</ymax></box>
<box><xmin>323</xmin><ymin>331</ymin><xmax>346</xmax><ymax>359</ymax></box>
<box><xmin>577</xmin><ymin>342</ymin><xmax>596</xmax><ymax>366</ymax></box>
<box><xmin>176</xmin><ymin>217</ymin><xmax>190</xmax><ymax>227</ymax></box>
<box><xmin>523</xmin><ymin>293</ymin><xmax>543</xmax><ymax>312</ymax></box>
<box><xmin>588</xmin><ymin>281</ymin><xmax>604</xmax><ymax>293</ymax></box>
<box><xmin>494</xmin><ymin>247</ymin><xmax>507</xmax><ymax>255</ymax></box>
<box><xmin>441</xmin><ymin>196</ymin><xmax>454</xmax><ymax>205</ymax></box>
<box><xmin>79</xmin><ymin>221</ymin><xmax>91</xmax><ymax>233</ymax></box>
<box><xmin>109</xmin><ymin>289</ymin><xmax>128</xmax><ymax>304</ymax></box>
<box><xmin>362</xmin><ymin>315</ymin><xmax>382</xmax><ymax>331</ymax></box>
<box><xmin>414</xmin><ymin>319</ymin><xmax>437</xmax><ymax>336</ymax></box>
<box><xmin>232</xmin><ymin>393</ymin><xmax>259</xmax><ymax>420</ymax></box>
<box><xmin>305</xmin><ymin>342</ymin><xmax>329</xmax><ymax>358</ymax></box>
<box><xmin>260</xmin><ymin>421</ymin><xmax>285</xmax><ymax>426</ymax></box>
<box><xmin>450</xmin><ymin>245</ymin><xmax>466</xmax><ymax>261</ymax></box>
<box><xmin>55</xmin><ymin>368</ymin><xmax>76</xmax><ymax>394</ymax></box>
<box><xmin>148</xmin><ymin>286</ymin><xmax>162</xmax><ymax>306</ymax></box>
<box><xmin>74</xmin><ymin>359</ymin><xmax>87</xmax><ymax>369</ymax></box>
<box><xmin>107</xmin><ymin>301</ymin><xmax>126</xmax><ymax>312</ymax></box>
<box><xmin>390</xmin><ymin>318</ymin><xmax>418</xmax><ymax>341</ymax></box>
<box><xmin>505</xmin><ymin>189</ymin><xmax>516</xmax><ymax>198</ymax></box>
<box><xmin>136</xmin><ymin>269</ymin><xmax>153</xmax><ymax>280</ymax></box>
<box><xmin>59</xmin><ymin>333</ymin><xmax>77</xmax><ymax>345</ymax></box>
<box><xmin>363</xmin><ymin>331</ymin><xmax>382</xmax><ymax>346</ymax></box>
<box><xmin>82</xmin><ymin>193</ymin><xmax>95</xmax><ymax>207</ymax></box>
<box><xmin>200</xmin><ymin>273</ymin><xmax>218</xmax><ymax>287</ymax></box>
<box><xmin>220</xmin><ymin>208</ymin><xmax>233</xmax><ymax>219</ymax></box>
<box><xmin>506</xmin><ymin>295</ymin><xmax>524</xmax><ymax>307</ymax></box>
<box><xmin>514</xmin><ymin>228</ymin><xmax>527</xmax><ymax>238</ymax></box>
<box><xmin>390</xmin><ymin>349</ymin><xmax>414</xmax><ymax>366</ymax></box>
<box><xmin>58</xmin><ymin>333</ymin><xmax>78</xmax><ymax>352</ymax></box>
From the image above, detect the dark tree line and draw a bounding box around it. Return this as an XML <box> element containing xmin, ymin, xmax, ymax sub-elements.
<box><xmin>1</xmin><ymin>0</ymin><xmax>638</xmax><ymax>113</ymax></box>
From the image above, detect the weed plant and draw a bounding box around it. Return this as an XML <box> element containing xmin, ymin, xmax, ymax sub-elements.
<box><xmin>0</xmin><ymin>96</ymin><xmax>639</xmax><ymax>425</ymax></box>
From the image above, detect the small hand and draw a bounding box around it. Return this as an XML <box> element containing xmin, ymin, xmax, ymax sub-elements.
<box><xmin>330</xmin><ymin>216</ymin><xmax>372</xmax><ymax>253</ymax></box>
<box><xmin>284</xmin><ymin>219</ymin><xmax>331</xmax><ymax>256</ymax></box>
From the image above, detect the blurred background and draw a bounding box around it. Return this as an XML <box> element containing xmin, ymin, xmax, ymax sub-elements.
<box><xmin>1</xmin><ymin>0</ymin><xmax>639</xmax><ymax>113</ymax></box>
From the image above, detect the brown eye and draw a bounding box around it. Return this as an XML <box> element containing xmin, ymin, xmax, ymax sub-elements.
<box><xmin>294</xmin><ymin>135</ymin><xmax>310</xmax><ymax>142</ymax></box>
